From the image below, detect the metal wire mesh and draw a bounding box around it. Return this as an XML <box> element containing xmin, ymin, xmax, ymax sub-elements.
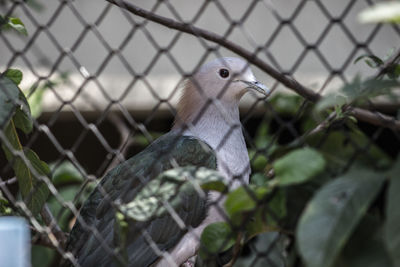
<box><xmin>1</xmin><ymin>0</ymin><xmax>399</xmax><ymax>266</ymax></box>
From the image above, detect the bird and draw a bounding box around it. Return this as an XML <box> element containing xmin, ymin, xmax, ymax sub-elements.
<box><xmin>64</xmin><ymin>57</ymin><xmax>270</xmax><ymax>267</ymax></box>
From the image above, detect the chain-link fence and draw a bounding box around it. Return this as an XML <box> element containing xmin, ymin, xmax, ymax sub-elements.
<box><xmin>1</xmin><ymin>0</ymin><xmax>400</xmax><ymax>266</ymax></box>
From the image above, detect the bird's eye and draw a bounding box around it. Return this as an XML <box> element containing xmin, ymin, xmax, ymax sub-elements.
<box><xmin>219</xmin><ymin>68</ymin><xmax>229</xmax><ymax>78</ymax></box>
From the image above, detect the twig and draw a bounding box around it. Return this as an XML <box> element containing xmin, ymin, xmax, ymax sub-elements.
<box><xmin>304</xmin><ymin>112</ymin><xmax>338</xmax><ymax>138</ymax></box>
<box><xmin>376</xmin><ymin>47</ymin><xmax>400</xmax><ymax>78</ymax></box>
<box><xmin>40</xmin><ymin>204</ymin><xmax>67</xmax><ymax>248</ymax></box>
<box><xmin>223</xmin><ymin>232</ymin><xmax>243</xmax><ymax>267</ymax></box>
<box><xmin>106</xmin><ymin>0</ymin><xmax>400</xmax><ymax>132</ymax></box>
<box><xmin>31</xmin><ymin>228</ymin><xmax>58</xmax><ymax>248</ymax></box>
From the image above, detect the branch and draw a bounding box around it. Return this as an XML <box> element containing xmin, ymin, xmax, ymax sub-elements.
<box><xmin>106</xmin><ymin>0</ymin><xmax>319</xmax><ymax>101</ymax></box>
<box><xmin>223</xmin><ymin>232</ymin><xmax>243</xmax><ymax>267</ymax></box>
<box><xmin>40</xmin><ymin>204</ymin><xmax>67</xmax><ymax>248</ymax></box>
<box><xmin>376</xmin><ymin>47</ymin><xmax>400</xmax><ymax>78</ymax></box>
<box><xmin>106</xmin><ymin>0</ymin><xmax>400</xmax><ymax>132</ymax></box>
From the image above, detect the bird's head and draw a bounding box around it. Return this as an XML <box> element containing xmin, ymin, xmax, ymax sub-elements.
<box><xmin>191</xmin><ymin>57</ymin><xmax>270</xmax><ymax>102</ymax></box>
<box><xmin>174</xmin><ymin>57</ymin><xmax>270</xmax><ymax>127</ymax></box>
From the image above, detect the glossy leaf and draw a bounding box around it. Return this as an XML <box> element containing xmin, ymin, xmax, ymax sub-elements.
<box><xmin>120</xmin><ymin>167</ymin><xmax>225</xmax><ymax>221</ymax></box>
<box><xmin>308</xmin><ymin>130</ymin><xmax>392</xmax><ymax>169</ymax></box>
<box><xmin>297</xmin><ymin>169</ymin><xmax>384</xmax><ymax>267</ymax></box>
<box><xmin>336</xmin><ymin>215</ymin><xmax>392</xmax><ymax>267</ymax></box>
<box><xmin>315</xmin><ymin>76</ymin><xmax>399</xmax><ymax>111</ymax></box>
<box><xmin>4</xmin><ymin>69</ymin><xmax>23</xmax><ymax>85</ymax></box>
<box><xmin>0</xmin><ymin>76</ymin><xmax>20</xmax><ymax>127</ymax></box>
<box><xmin>273</xmin><ymin>148</ymin><xmax>326</xmax><ymax>186</ymax></box>
<box><xmin>354</xmin><ymin>54</ymin><xmax>384</xmax><ymax>68</ymax></box>
<box><xmin>0</xmin><ymin>74</ymin><xmax>32</xmax><ymax>133</ymax></box>
<box><xmin>13</xmin><ymin>91</ymin><xmax>32</xmax><ymax>134</ymax></box>
<box><xmin>51</xmin><ymin>161</ymin><xmax>84</xmax><ymax>186</ymax></box>
<box><xmin>0</xmin><ymin>16</ymin><xmax>28</xmax><ymax>35</ymax></box>
<box><xmin>199</xmin><ymin>222</ymin><xmax>235</xmax><ymax>259</ymax></box>
<box><xmin>1</xmin><ymin>121</ymin><xmax>50</xmax><ymax>216</ymax></box>
<box><xmin>243</xmin><ymin>189</ymin><xmax>287</xmax><ymax>240</ymax></box>
<box><xmin>225</xmin><ymin>186</ymin><xmax>257</xmax><ymax>220</ymax></box>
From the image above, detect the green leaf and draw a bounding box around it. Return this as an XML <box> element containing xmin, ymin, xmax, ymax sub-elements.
<box><xmin>308</xmin><ymin>130</ymin><xmax>392</xmax><ymax>169</ymax></box>
<box><xmin>4</xmin><ymin>69</ymin><xmax>23</xmax><ymax>85</ymax></box>
<box><xmin>315</xmin><ymin>77</ymin><xmax>399</xmax><ymax>112</ymax></box>
<box><xmin>119</xmin><ymin>167</ymin><xmax>225</xmax><ymax>222</ymax></box>
<box><xmin>51</xmin><ymin>161</ymin><xmax>84</xmax><ymax>186</ymax></box>
<box><xmin>270</xmin><ymin>93</ymin><xmax>303</xmax><ymax>115</ymax></box>
<box><xmin>26</xmin><ymin>0</ymin><xmax>45</xmax><ymax>12</ymax></box>
<box><xmin>24</xmin><ymin>148</ymin><xmax>51</xmax><ymax>215</ymax></box>
<box><xmin>336</xmin><ymin>214</ymin><xmax>392</xmax><ymax>267</ymax></box>
<box><xmin>26</xmin><ymin>87</ymin><xmax>45</xmax><ymax>118</ymax></box>
<box><xmin>224</xmin><ymin>185</ymin><xmax>270</xmax><ymax>226</ymax></box>
<box><xmin>250</xmin><ymin>173</ymin><xmax>268</xmax><ymax>186</ymax></box>
<box><xmin>13</xmin><ymin>91</ymin><xmax>32</xmax><ymax>134</ymax></box>
<box><xmin>0</xmin><ymin>74</ymin><xmax>32</xmax><ymax>133</ymax></box>
<box><xmin>199</xmin><ymin>222</ymin><xmax>235</xmax><ymax>259</ymax></box>
<box><xmin>296</xmin><ymin>168</ymin><xmax>385</xmax><ymax>267</ymax></box>
<box><xmin>244</xmin><ymin>190</ymin><xmax>286</xmax><ymax>240</ymax></box>
<box><xmin>1</xmin><ymin>122</ymin><xmax>50</xmax><ymax>216</ymax></box>
<box><xmin>384</xmin><ymin>158</ymin><xmax>400</xmax><ymax>267</ymax></box>
<box><xmin>387</xmin><ymin>64</ymin><xmax>400</xmax><ymax>80</ymax></box>
<box><xmin>273</xmin><ymin>148</ymin><xmax>326</xmax><ymax>186</ymax></box>
<box><xmin>315</xmin><ymin>93</ymin><xmax>347</xmax><ymax>113</ymax></box>
<box><xmin>354</xmin><ymin>54</ymin><xmax>384</xmax><ymax>68</ymax></box>
<box><xmin>0</xmin><ymin>76</ymin><xmax>20</xmax><ymax>127</ymax></box>
<box><xmin>32</xmin><ymin>245</ymin><xmax>55</xmax><ymax>267</ymax></box>
<box><xmin>0</xmin><ymin>16</ymin><xmax>28</xmax><ymax>35</ymax></box>
<box><xmin>225</xmin><ymin>186</ymin><xmax>257</xmax><ymax>219</ymax></box>
<box><xmin>0</xmin><ymin>190</ymin><xmax>13</xmax><ymax>215</ymax></box>
<box><xmin>358</xmin><ymin>2</ymin><xmax>400</xmax><ymax>24</ymax></box>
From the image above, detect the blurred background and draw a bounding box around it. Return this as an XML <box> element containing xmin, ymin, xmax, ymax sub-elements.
<box><xmin>1</xmin><ymin>0</ymin><xmax>398</xmax><ymax>174</ymax></box>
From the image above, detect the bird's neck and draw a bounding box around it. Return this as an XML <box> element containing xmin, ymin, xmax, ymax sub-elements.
<box><xmin>172</xmin><ymin>86</ymin><xmax>241</xmax><ymax>147</ymax></box>
<box><xmin>172</xmin><ymin>85</ymin><xmax>250</xmax><ymax>185</ymax></box>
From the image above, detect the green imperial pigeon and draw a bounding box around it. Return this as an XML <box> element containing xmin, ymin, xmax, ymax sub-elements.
<box><xmin>65</xmin><ymin>57</ymin><xmax>270</xmax><ymax>266</ymax></box>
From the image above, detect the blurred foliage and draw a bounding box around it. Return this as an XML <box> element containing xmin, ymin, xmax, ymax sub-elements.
<box><xmin>359</xmin><ymin>1</ymin><xmax>400</xmax><ymax>24</ymax></box>
<box><xmin>0</xmin><ymin>15</ymin><xmax>27</xmax><ymax>35</ymax></box>
<box><xmin>197</xmin><ymin>45</ymin><xmax>400</xmax><ymax>266</ymax></box>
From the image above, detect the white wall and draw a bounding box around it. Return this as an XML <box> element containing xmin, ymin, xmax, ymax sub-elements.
<box><xmin>0</xmin><ymin>0</ymin><xmax>398</xmax><ymax>114</ymax></box>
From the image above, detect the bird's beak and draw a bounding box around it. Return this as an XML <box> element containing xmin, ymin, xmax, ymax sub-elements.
<box><xmin>240</xmin><ymin>80</ymin><xmax>271</xmax><ymax>97</ymax></box>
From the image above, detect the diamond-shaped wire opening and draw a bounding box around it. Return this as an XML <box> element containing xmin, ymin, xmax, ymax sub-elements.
<box><xmin>194</xmin><ymin>1</ymin><xmax>232</xmax><ymax>36</ymax></box>
<box><xmin>70</xmin><ymin>30</ymin><xmax>111</xmax><ymax>76</ymax></box>
<box><xmin>241</xmin><ymin>1</ymin><xmax>280</xmax><ymax>46</ymax></box>
<box><xmin>293</xmin><ymin>1</ymin><xmax>330</xmax><ymax>44</ymax></box>
<box><xmin>293</xmin><ymin>50</ymin><xmax>331</xmax><ymax>89</ymax></box>
<box><xmin>268</xmin><ymin>25</ymin><xmax>305</xmax><ymax>71</ymax></box>
<box><xmin>342</xmin><ymin>0</ymin><xmax>379</xmax><ymax>43</ymax></box>
<box><xmin>319</xmin><ymin>0</ymin><xmax>356</xmax><ymax>18</ymax></box>
<box><xmin>319</xmin><ymin>24</ymin><xmax>356</xmax><ymax>70</ymax></box>
<box><xmin>369</xmin><ymin>25</ymin><xmax>400</xmax><ymax>55</ymax></box>
<box><xmin>120</xmin><ymin>28</ymin><xmax>162</xmax><ymax>74</ymax></box>
<box><xmin>95</xmin><ymin>5</ymin><xmax>136</xmax><ymax>49</ymax></box>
